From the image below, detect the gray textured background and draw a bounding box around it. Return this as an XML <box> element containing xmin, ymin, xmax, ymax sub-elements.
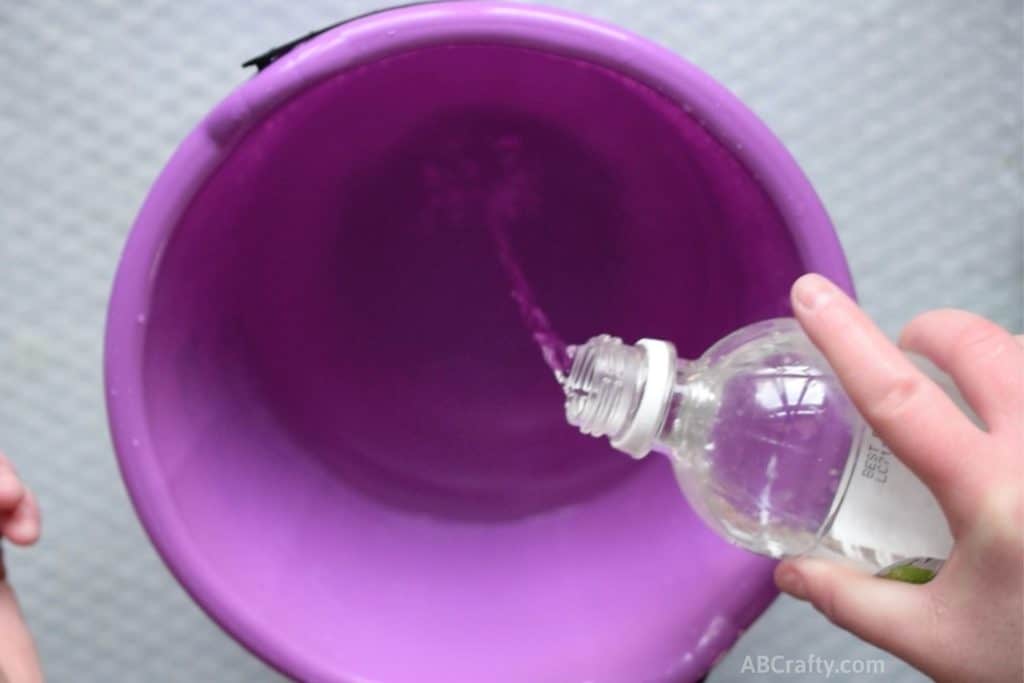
<box><xmin>0</xmin><ymin>1</ymin><xmax>1020</xmax><ymax>681</ymax></box>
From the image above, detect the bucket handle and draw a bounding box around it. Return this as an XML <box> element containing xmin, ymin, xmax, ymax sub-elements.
<box><xmin>241</xmin><ymin>1</ymin><xmax>444</xmax><ymax>72</ymax></box>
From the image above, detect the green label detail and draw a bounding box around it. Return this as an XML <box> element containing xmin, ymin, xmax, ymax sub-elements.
<box><xmin>877</xmin><ymin>557</ymin><xmax>944</xmax><ymax>584</ymax></box>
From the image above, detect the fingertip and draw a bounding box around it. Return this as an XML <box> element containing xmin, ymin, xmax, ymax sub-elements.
<box><xmin>5</xmin><ymin>519</ymin><xmax>40</xmax><ymax>546</ymax></box>
<box><xmin>785</xmin><ymin>556</ymin><xmax>834</xmax><ymax>581</ymax></box>
<box><xmin>897</xmin><ymin>313</ymin><xmax>926</xmax><ymax>351</ymax></box>
<box><xmin>898</xmin><ymin>308</ymin><xmax>969</xmax><ymax>352</ymax></box>
<box><xmin>778</xmin><ymin>557</ymin><xmax>931</xmax><ymax>654</ymax></box>
<box><xmin>3</xmin><ymin>491</ymin><xmax>41</xmax><ymax>546</ymax></box>
<box><xmin>901</xmin><ymin>307</ymin><xmax>1015</xmax><ymax>354</ymax></box>
<box><xmin>776</xmin><ymin>557</ymin><xmax>859</xmax><ymax>625</ymax></box>
<box><xmin>897</xmin><ymin>308</ymin><xmax>1022</xmax><ymax>434</ymax></box>
<box><xmin>774</xmin><ymin>560</ymin><xmax>808</xmax><ymax>600</ymax></box>
<box><xmin>0</xmin><ymin>471</ymin><xmax>25</xmax><ymax>509</ymax></box>
<box><xmin>791</xmin><ymin>273</ymin><xmax>839</xmax><ymax>315</ymax></box>
<box><xmin>779</xmin><ymin>556</ymin><xmax>832</xmax><ymax>584</ymax></box>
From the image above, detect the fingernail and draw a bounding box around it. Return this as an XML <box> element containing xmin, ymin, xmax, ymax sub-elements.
<box><xmin>792</xmin><ymin>273</ymin><xmax>835</xmax><ymax>312</ymax></box>
<box><xmin>776</xmin><ymin>565</ymin><xmax>807</xmax><ymax>600</ymax></box>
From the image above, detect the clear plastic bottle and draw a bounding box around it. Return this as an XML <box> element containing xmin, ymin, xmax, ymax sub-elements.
<box><xmin>563</xmin><ymin>318</ymin><xmax>961</xmax><ymax>581</ymax></box>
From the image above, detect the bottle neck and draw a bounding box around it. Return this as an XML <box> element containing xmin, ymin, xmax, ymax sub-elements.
<box><xmin>563</xmin><ymin>335</ymin><xmax>693</xmax><ymax>459</ymax></box>
<box><xmin>563</xmin><ymin>335</ymin><xmax>647</xmax><ymax>442</ymax></box>
<box><xmin>649</xmin><ymin>359</ymin><xmax>707</xmax><ymax>459</ymax></box>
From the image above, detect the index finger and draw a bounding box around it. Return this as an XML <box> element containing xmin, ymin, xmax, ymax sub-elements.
<box><xmin>900</xmin><ymin>309</ymin><xmax>1024</xmax><ymax>435</ymax></box>
<box><xmin>791</xmin><ymin>274</ymin><xmax>987</xmax><ymax>522</ymax></box>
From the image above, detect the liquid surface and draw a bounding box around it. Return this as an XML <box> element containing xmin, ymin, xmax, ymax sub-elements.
<box><xmin>426</xmin><ymin>130</ymin><xmax>572</xmax><ymax>379</ymax></box>
<box><xmin>138</xmin><ymin>41</ymin><xmax>805</xmax><ymax>682</ymax></box>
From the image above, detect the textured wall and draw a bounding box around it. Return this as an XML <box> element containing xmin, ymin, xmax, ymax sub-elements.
<box><xmin>0</xmin><ymin>1</ymin><xmax>1020</xmax><ymax>681</ymax></box>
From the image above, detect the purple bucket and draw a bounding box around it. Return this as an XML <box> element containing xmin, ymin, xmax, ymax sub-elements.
<box><xmin>106</xmin><ymin>3</ymin><xmax>853</xmax><ymax>682</ymax></box>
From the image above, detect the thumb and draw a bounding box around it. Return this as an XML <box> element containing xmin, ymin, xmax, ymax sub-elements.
<box><xmin>775</xmin><ymin>558</ymin><xmax>938</xmax><ymax>666</ymax></box>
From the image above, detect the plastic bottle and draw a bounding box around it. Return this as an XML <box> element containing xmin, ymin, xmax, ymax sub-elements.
<box><xmin>563</xmin><ymin>318</ymin><xmax>961</xmax><ymax>582</ymax></box>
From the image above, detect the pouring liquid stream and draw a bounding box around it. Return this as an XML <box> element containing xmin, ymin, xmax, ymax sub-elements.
<box><xmin>482</xmin><ymin>141</ymin><xmax>572</xmax><ymax>381</ymax></box>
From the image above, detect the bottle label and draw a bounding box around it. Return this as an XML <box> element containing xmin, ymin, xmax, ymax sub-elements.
<box><xmin>877</xmin><ymin>557</ymin><xmax>944</xmax><ymax>583</ymax></box>
<box><xmin>825</xmin><ymin>429</ymin><xmax>953</xmax><ymax>579</ymax></box>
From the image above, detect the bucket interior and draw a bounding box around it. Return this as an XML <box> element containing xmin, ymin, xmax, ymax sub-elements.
<box><xmin>141</xmin><ymin>44</ymin><xmax>801</xmax><ymax>681</ymax></box>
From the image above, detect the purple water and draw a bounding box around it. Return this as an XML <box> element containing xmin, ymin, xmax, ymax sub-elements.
<box><xmin>133</xmin><ymin>40</ymin><xmax>815</xmax><ymax>683</ymax></box>
<box><xmin>421</xmin><ymin>130</ymin><xmax>572</xmax><ymax>379</ymax></box>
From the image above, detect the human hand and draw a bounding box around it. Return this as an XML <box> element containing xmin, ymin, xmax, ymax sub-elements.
<box><xmin>0</xmin><ymin>451</ymin><xmax>43</xmax><ymax>683</ymax></box>
<box><xmin>772</xmin><ymin>273</ymin><xmax>1023</xmax><ymax>683</ymax></box>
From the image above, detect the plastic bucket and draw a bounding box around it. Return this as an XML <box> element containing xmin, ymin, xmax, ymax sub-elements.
<box><xmin>106</xmin><ymin>3</ymin><xmax>853</xmax><ymax>681</ymax></box>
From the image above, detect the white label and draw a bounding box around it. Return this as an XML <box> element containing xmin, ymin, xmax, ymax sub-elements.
<box><xmin>828</xmin><ymin>429</ymin><xmax>954</xmax><ymax>561</ymax></box>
